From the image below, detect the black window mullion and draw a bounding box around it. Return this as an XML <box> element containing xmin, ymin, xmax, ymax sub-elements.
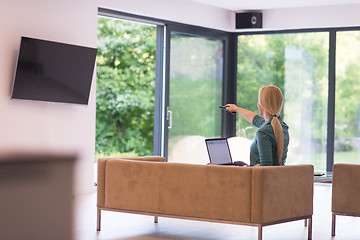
<box><xmin>327</xmin><ymin>30</ymin><xmax>336</xmax><ymax>172</ymax></box>
<box><xmin>222</xmin><ymin>33</ymin><xmax>237</xmax><ymax>138</ymax></box>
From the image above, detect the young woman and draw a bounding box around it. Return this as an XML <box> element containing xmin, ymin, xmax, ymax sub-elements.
<box><xmin>224</xmin><ymin>85</ymin><xmax>289</xmax><ymax>166</ymax></box>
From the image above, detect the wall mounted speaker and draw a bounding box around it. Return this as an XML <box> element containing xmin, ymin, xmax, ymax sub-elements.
<box><xmin>236</xmin><ymin>12</ymin><xmax>262</xmax><ymax>29</ymax></box>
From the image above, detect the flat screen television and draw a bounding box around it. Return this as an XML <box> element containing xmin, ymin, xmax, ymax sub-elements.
<box><xmin>11</xmin><ymin>36</ymin><xmax>97</xmax><ymax>105</ymax></box>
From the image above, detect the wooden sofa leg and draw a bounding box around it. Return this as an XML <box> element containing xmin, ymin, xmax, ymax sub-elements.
<box><xmin>305</xmin><ymin>219</ymin><xmax>308</xmax><ymax>226</ymax></box>
<box><xmin>308</xmin><ymin>217</ymin><xmax>312</xmax><ymax>240</ymax></box>
<box><xmin>154</xmin><ymin>216</ymin><xmax>158</xmax><ymax>223</ymax></box>
<box><xmin>331</xmin><ymin>213</ymin><xmax>336</xmax><ymax>236</ymax></box>
<box><xmin>97</xmin><ymin>209</ymin><xmax>101</xmax><ymax>231</ymax></box>
<box><xmin>258</xmin><ymin>225</ymin><xmax>262</xmax><ymax>240</ymax></box>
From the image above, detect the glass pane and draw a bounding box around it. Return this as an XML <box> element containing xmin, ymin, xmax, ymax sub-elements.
<box><xmin>335</xmin><ymin>31</ymin><xmax>360</xmax><ymax>165</ymax></box>
<box><xmin>96</xmin><ymin>16</ymin><xmax>156</xmax><ymax>159</ymax></box>
<box><xmin>168</xmin><ymin>34</ymin><xmax>223</xmax><ymax>164</ymax></box>
<box><xmin>237</xmin><ymin>33</ymin><xmax>329</xmax><ymax>171</ymax></box>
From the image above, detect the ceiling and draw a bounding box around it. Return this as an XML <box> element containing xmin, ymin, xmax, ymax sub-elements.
<box><xmin>187</xmin><ymin>0</ymin><xmax>360</xmax><ymax>11</ymax></box>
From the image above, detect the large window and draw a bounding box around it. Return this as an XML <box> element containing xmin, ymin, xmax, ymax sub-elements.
<box><xmin>96</xmin><ymin>11</ymin><xmax>229</xmax><ymax>167</ymax></box>
<box><xmin>334</xmin><ymin>30</ymin><xmax>360</xmax><ymax>165</ymax></box>
<box><xmin>237</xmin><ymin>33</ymin><xmax>329</xmax><ymax>171</ymax></box>
<box><xmin>97</xmin><ymin>8</ymin><xmax>360</xmax><ymax>172</ymax></box>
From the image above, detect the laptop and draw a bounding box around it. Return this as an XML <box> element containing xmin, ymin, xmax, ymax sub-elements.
<box><xmin>205</xmin><ymin>138</ymin><xmax>248</xmax><ymax>166</ymax></box>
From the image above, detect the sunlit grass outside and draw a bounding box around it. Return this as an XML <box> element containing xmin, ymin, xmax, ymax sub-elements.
<box><xmin>287</xmin><ymin>150</ymin><xmax>360</xmax><ymax>171</ymax></box>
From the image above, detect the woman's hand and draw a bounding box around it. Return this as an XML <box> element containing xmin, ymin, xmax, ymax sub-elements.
<box><xmin>223</xmin><ymin>104</ymin><xmax>238</xmax><ymax>113</ymax></box>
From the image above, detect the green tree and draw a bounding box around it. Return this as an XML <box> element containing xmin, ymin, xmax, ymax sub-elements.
<box><xmin>96</xmin><ymin>17</ymin><xmax>156</xmax><ymax>156</ymax></box>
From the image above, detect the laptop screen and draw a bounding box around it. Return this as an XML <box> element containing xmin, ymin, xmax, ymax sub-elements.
<box><xmin>205</xmin><ymin>138</ymin><xmax>233</xmax><ymax>165</ymax></box>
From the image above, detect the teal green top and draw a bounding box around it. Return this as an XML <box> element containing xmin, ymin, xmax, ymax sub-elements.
<box><xmin>250</xmin><ymin>115</ymin><xmax>289</xmax><ymax>166</ymax></box>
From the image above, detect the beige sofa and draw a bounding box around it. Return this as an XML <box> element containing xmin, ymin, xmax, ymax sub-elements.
<box><xmin>332</xmin><ymin>163</ymin><xmax>360</xmax><ymax>236</ymax></box>
<box><xmin>97</xmin><ymin>157</ymin><xmax>314</xmax><ymax>240</ymax></box>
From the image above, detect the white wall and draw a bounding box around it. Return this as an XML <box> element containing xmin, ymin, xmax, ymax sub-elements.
<box><xmin>99</xmin><ymin>0</ymin><xmax>360</xmax><ymax>32</ymax></box>
<box><xmin>0</xmin><ymin>0</ymin><xmax>98</xmax><ymax>194</ymax></box>
<box><xmin>99</xmin><ymin>0</ymin><xmax>233</xmax><ymax>31</ymax></box>
<box><xmin>98</xmin><ymin>1</ymin><xmax>360</xmax><ymax>33</ymax></box>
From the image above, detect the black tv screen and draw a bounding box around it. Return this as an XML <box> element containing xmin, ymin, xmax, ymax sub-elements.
<box><xmin>12</xmin><ymin>36</ymin><xmax>97</xmax><ymax>105</ymax></box>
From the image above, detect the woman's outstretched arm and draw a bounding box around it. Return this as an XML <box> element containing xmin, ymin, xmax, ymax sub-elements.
<box><xmin>223</xmin><ymin>104</ymin><xmax>257</xmax><ymax>124</ymax></box>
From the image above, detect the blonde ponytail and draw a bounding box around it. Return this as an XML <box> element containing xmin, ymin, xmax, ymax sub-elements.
<box><xmin>258</xmin><ymin>86</ymin><xmax>284</xmax><ymax>165</ymax></box>
<box><xmin>271</xmin><ymin>117</ymin><xmax>284</xmax><ymax>165</ymax></box>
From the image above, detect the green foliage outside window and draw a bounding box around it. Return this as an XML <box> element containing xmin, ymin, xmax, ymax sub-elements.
<box><xmin>96</xmin><ymin>17</ymin><xmax>156</xmax><ymax>158</ymax></box>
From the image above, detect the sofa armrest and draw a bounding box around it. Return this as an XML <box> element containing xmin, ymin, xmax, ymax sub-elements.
<box><xmin>97</xmin><ymin>156</ymin><xmax>165</xmax><ymax>208</ymax></box>
<box><xmin>332</xmin><ymin>164</ymin><xmax>360</xmax><ymax>215</ymax></box>
<box><xmin>251</xmin><ymin>165</ymin><xmax>314</xmax><ymax>224</ymax></box>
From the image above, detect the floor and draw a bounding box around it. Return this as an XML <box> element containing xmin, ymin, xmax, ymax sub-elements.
<box><xmin>74</xmin><ymin>183</ymin><xmax>360</xmax><ymax>240</ymax></box>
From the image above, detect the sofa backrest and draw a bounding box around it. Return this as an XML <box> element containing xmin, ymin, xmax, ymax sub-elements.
<box><xmin>97</xmin><ymin>156</ymin><xmax>165</xmax><ymax>207</ymax></box>
<box><xmin>100</xmin><ymin>159</ymin><xmax>252</xmax><ymax>223</ymax></box>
